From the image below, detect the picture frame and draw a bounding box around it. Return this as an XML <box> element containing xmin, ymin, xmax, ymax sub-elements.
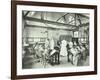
<box><xmin>11</xmin><ymin>0</ymin><xmax>97</xmax><ymax>80</ymax></box>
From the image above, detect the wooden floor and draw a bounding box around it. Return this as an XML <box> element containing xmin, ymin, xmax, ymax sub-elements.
<box><xmin>22</xmin><ymin>54</ymin><xmax>89</xmax><ymax>69</ymax></box>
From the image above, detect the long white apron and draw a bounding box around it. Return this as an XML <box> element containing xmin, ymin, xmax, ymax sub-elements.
<box><xmin>60</xmin><ymin>40</ymin><xmax>68</xmax><ymax>56</ymax></box>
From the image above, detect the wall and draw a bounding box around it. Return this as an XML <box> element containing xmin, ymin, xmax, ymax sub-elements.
<box><xmin>24</xmin><ymin>27</ymin><xmax>73</xmax><ymax>42</ymax></box>
<box><xmin>24</xmin><ymin>27</ymin><xmax>47</xmax><ymax>38</ymax></box>
<box><xmin>0</xmin><ymin>0</ymin><xmax>99</xmax><ymax>80</ymax></box>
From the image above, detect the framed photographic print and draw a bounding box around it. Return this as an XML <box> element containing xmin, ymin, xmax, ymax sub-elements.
<box><xmin>11</xmin><ymin>0</ymin><xmax>97</xmax><ymax>80</ymax></box>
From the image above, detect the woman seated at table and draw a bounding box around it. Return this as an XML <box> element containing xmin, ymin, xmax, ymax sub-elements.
<box><xmin>79</xmin><ymin>44</ymin><xmax>86</xmax><ymax>61</ymax></box>
<box><xmin>67</xmin><ymin>41</ymin><xmax>81</xmax><ymax>66</ymax></box>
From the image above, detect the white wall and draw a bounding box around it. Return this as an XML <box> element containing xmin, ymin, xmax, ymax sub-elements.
<box><xmin>24</xmin><ymin>27</ymin><xmax>73</xmax><ymax>39</ymax></box>
<box><xmin>24</xmin><ymin>27</ymin><xmax>47</xmax><ymax>37</ymax></box>
<box><xmin>0</xmin><ymin>0</ymin><xmax>100</xmax><ymax>80</ymax></box>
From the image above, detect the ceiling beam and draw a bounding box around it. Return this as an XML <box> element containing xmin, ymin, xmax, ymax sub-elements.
<box><xmin>23</xmin><ymin>11</ymin><xmax>30</xmax><ymax>18</ymax></box>
<box><xmin>56</xmin><ymin>13</ymin><xmax>69</xmax><ymax>21</ymax></box>
<box><xmin>78</xmin><ymin>22</ymin><xmax>89</xmax><ymax>27</ymax></box>
<box><xmin>25</xmin><ymin>24</ymin><xmax>75</xmax><ymax>31</ymax></box>
<box><xmin>77</xmin><ymin>14</ymin><xmax>89</xmax><ymax>19</ymax></box>
<box><xmin>24</xmin><ymin>17</ymin><xmax>78</xmax><ymax>27</ymax></box>
<box><xmin>25</xmin><ymin>22</ymin><xmax>89</xmax><ymax>32</ymax></box>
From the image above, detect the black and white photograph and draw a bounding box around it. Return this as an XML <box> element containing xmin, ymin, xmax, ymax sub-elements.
<box><xmin>11</xmin><ymin>1</ymin><xmax>97</xmax><ymax>79</ymax></box>
<box><xmin>22</xmin><ymin>11</ymin><xmax>90</xmax><ymax>69</ymax></box>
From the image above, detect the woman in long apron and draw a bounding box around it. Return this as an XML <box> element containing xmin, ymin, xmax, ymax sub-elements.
<box><xmin>60</xmin><ymin>40</ymin><xmax>68</xmax><ymax>61</ymax></box>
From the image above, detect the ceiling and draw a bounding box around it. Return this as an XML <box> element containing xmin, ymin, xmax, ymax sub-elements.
<box><xmin>23</xmin><ymin>11</ymin><xmax>89</xmax><ymax>31</ymax></box>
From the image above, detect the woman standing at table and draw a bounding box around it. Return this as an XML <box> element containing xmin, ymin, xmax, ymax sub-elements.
<box><xmin>60</xmin><ymin>40</ymin><xmax>68</xmax><ymax>61</ymax></box>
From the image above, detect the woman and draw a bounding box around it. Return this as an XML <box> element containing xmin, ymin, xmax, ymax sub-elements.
<box><xmin>60</xmin><ymin>40</ymin><xmax>68</xmax><ymax>57</ymax></box>
<box><xmin>68</xmin><ymin>41</ymin><xmax>80</xmax><ymax>66</ymax></box>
